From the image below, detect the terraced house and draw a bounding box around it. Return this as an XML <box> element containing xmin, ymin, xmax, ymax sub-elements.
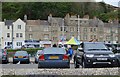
<box><xmin>0</xmin><ymin>14</ymin><xmax>119</xmax><ymax>49</ymax></box>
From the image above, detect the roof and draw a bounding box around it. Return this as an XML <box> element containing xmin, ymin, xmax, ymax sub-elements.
<box><xmin>89</xmin><ymin>19</ymin><xmax>103</xmax><ymax>27</ymax></box>
<box><xmin>26</xmin><ymin>20</ymin><xmax>40</xmax><ymax>25</ymax></box>
<box><xmin>5</xmin><ymin>20</ymin><xmax>14</xmax><ymax>26</ymax></box>
<box><xmin>104</xmin><ymin>23</ymin><xmax>119</xmax><ymax>28</ymax></box>
<box><xmin>51</xmin><ymin>17</ymin><xmax>63</xmax><ymax>26</ymax></box>
<box><xmin>40</xmin><ymin>20</ymin><xmax>49</xmax><ymax>26</ymax></box>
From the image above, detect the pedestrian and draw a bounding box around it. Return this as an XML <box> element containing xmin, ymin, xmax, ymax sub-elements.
<box><xmin>67</xmin><ymin>45</ymin><xmax>73</xmax><ymax>60</ymax></box>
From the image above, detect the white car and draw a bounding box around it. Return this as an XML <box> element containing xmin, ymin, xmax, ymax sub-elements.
<box><xmin>35</xmin><ymin>50</ymin><xmax>43</xmax><ymax>63</ymax></box>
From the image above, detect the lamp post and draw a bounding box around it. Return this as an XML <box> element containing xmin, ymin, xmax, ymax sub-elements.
<box><xmin>11</xmin><ymin>23</ymin><xmax>14</xmax><ymax>49</ymax></box>
<box><xmin>62</xmin><ymin>19</ymin><xmax>64</xmax><ymax>45</ymax></box>
<box><xmin>77</xmin><ymin>15</ymin><xmax>80</xmax><ymax>41</ymax></box>
<box><xmin>70</xmin><ymin>15</ymin><xmax>88</xmax><ymax>41</ymax></box>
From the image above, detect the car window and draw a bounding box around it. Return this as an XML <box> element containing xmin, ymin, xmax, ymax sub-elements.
<box><xmin>84</xmin><ymin>43</ymin><xmax>108</xmax><ymax>51</ymax></box>
<box><xmin>43</xmin><ymin>47</ymin><xmax>66</xmax><ymax>54</ymax></box>
<box><xmin>15</xmin><ymin>51</ymin><xmax>28</xmax><ymax>56</ymax></box>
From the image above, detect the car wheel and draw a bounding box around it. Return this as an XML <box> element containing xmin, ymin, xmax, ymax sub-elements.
<box><xmin>82</xmin><ymin>61</ymin><xmax>88</xmax><ymax>68</ymax></box>
<box><xmin>82</xmin><ymin>60</ymin><xmax>91</xmax><ymax>68</ymax></box>
<box><xmin>74</xmin><ymin>60</ymin><xmax>79</xmax><ymax>68</ymax></box>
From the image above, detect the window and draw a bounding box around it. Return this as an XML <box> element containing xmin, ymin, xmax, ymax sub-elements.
<box><xmin>29</xmin><ymin>34</ymin><xmax>33</xmax><ymax>39</ymax></box>
<box><xmin>83</xmin><ymin>35</ymin><xmax>87</xmax><ymax>40</ymax></box>
<box><xmin>44</xmin><ymin>34</ymin><xmax>49</xmax><ymax>39</ymax></box>
<box><xmin>106</xmin><ymin>36</ymin><xmax>111</xmax><ymax>41</ymax></box>
<box><xmin>94</xmin><ymin>28</ymin><xmax>96</xmax><ymax>32</ymax></box>
<box><xmin>70</xmin><ymin>27</ymin><xmax>74</xmax><ymax>32</ymax></box>
<box><xmin>90</xmin><ymin>35</ymin><xmax>93</xmax><ymax>39</ymax></box>
<box><xmin>20</xmin><ymin>33</ymin><xmax>22</xmax><ymax>37</ymax></box>
<box><xmin>83</xmin><ymin>28</ymin><xmax>87</xmax><ymax>32</ymax></box>
<box><xmin>7</xmin><ymin>33</ymin><xmax>10</xmax><ymax>38</ymax></box>
<box><xmin>16</xmin><ymin>42</ymin><xmax>22</xmax><ymax>46</ymax></box>
<box><xmin>60</xmin><ymin>27</ymin><xmax>66</xmax><ymax>31</ymax></box>
<box><xmin>94</xmin><ymin>35</ymin><xmax>96</xmax><ymax>39</ymax></box>
<box><xmin>18</xmin><ymin>25</ymin><xmax>21</xmax><ymax>29</ymax></box>
<box><xmin>7</xmin><ymin>26</ymin><xmax>10</xmax><ymax>29</ymax></box>
<box><xmin>16</xmin><ymin>33</ymin><xmax>19</xmax><ymax>38</ymax></box>
<box><xmin>44</xmin><ymin>27</ymin><xmax>48</xmax><ymax>31</ymax></box>
<box><xmin>90</xmin><ymin>28</ymin><xmax>93</xmax><ymax>32</ymax></box>
<box><xmin>29</xmin><ymin>27</ymin><xmax>32</xmax><ymax>31</ymax></box>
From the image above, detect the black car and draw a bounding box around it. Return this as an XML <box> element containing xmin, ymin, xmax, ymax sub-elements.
<box><xmin>74</xmin><ymin>42</ymin><xmax>118</xmax><ymax>68</ymax></box>
<box><xmin>0</xmin><ymin>49</ymin><xmax>9</xmax><ymax>64</ymax></box>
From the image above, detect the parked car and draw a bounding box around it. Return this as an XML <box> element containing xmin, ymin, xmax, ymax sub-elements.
<box><xmin>115</xmin><ymin>49</ymin><xmax>120</xmax><ymax>67</ymax></box>
<box><xmin>74</xmin><ymin>42</ymin><xmax>118</xmax><ymax>68</ymax></box>
<box><xmin>35</xmin><ymin>50</ymin><xmax>43</xmax><ymax>63</ymax></box>
<box><xmin>5</xmin><ymin>46</ymin><xmax>12</xmax><ymax>49</ymax></box>
<box><xmin>0</xmin><ymin>49</ymin><xmax>9</xmax><ymax>64</ymax></box>
<box><xmin>13</xmin><ymin>51</ymin><xmax>30</xmax><ymax>64</ymax></box>
<box><xmin>38</xmin><ymin>47</ymin><xmax>70</xmax><ymax>68</ymax></box>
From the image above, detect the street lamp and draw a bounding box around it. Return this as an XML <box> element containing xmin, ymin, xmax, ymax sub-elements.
<box><xmin>77</xmin><ymin>15</ymin><xmax>80</xmax><ymax>41</ymax></box>
<box><xmin>62</xmin><ymin>19</ymin><xmax>64</xmax><ymax>45</ymax></box>
<box><xmin>11</xmin><ymin>23</ymin><xmax>14</xmax><ymax>49</ymax></box>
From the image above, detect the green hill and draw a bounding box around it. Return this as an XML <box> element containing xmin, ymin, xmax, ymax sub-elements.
<box><xmin>2</xmin><ymin>2</ymin><xmax>119</xmax><ymax>22</ymax></box>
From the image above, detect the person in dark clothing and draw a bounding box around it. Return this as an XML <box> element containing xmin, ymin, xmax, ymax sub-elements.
<box><xmin>53</xmin><ymin>44</ymin><xmax>57</xmax><ymax>47</ymax></box>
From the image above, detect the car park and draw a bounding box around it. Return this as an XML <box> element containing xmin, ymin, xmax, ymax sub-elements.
<box><xmin>0</xmin><ymin>49</ymin><xmax>9</xmax><ymax>64</ymax></box>
<box><xmin>35</xmin><ymin>50</ymin><xmax>43</xmax><ymax>63</ymax></box>
<box><xmin>38</xmin><ymin>47</ymin><xmax>70</xmax><ymax>68</ymax></box>
<box><xmin>74</xmin><ymin>42</ymin><xmax>118</xmax><ymax>68</ymax></box>
<box><xmin>13</xmin><ymin>51</ymin><xmax>30</xmax><ymax>64</ymax></box>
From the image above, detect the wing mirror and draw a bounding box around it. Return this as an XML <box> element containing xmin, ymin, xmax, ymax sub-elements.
<box><xmin>77</xmin><ymin>48</ymin><xmax>83</xmax><ymax>52</ymax></box>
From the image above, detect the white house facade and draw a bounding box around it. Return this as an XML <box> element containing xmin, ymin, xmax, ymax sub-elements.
<box><xmin>0</xmin><ymin>22</ymin><xmax>4</xmax><ymax>49</ymax></box>
<box><xmin>12</xmin><ymin>18</ymin><xmax>26</xmax><ymax>49</ymax></box>
<box><xmin>3</xmin><ymin>18</ymin><xmax>26</xmax><ymax>49</ymax></box>
<box><xmin>3</xmin><ymin>20</ymin><xmax>14</xmax><ymax>49</ymax></box>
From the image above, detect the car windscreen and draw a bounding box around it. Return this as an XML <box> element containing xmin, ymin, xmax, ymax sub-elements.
<box><xmin>15</xmin><ymin>51</ymin><xmax>28</xmax><ymax>56</ymax></box>
<box><xmin>43</xmin><ymin>47</ymin><xmax>66</xmax><ymax>54</ymax></box>
<box><xmin>84</xmin><ymin>43</ymin><xmax>108</xmax><ymax>51</ymax></box>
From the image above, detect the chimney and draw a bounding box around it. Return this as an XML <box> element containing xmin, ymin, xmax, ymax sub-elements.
<box><xmin>4</xmin><ymin>19</ymin><xmax>6</xmax><ymax>22</ymax></box>
<box><xmin>48</xmin><ymin>14</ymin><xmax>52</xmax><ymax>23</ymax></box>
<box><xmin>24</xmin><ymin>14</ymin><xmax>27</xmax><ymax>22</ymax></box>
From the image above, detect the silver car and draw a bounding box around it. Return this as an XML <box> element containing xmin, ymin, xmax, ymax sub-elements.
<box><xmin>35</xmin><ymin>50</ymin><xmax>43</xmax><ymax>63</ymax></box>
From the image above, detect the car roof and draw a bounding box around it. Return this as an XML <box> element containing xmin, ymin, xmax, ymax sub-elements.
<box><xmin>43</xmin><ymin>47</ymin><xmax>66</xmax><ymax>54</ymax></box>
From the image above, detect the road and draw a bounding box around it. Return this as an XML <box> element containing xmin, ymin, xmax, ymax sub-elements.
<box><xmin>1</xmin><ymin>64</ymin><xmax>75</xmax><ymax>69</ymax></box>
<box><xmin>1</xmin><ymin>57</ymin><xmax>75</xmax><ymax>69</ymax></box>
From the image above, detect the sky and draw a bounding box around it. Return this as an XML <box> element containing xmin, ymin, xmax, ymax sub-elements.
<box><xmin>96</xmin><ymin>0</ymin><xmax>120</xmax><ymax>7</ymax></box>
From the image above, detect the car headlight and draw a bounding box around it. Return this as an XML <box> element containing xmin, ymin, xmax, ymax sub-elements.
<box><xmin>86</xmin><ymin>54</ymin><xmax>94</xmax><ymax>58</ymax></box>
<box><xmin>109</xmin><ymin>54</ymin><xmax>115</xmax><ymax>57</ymax></box>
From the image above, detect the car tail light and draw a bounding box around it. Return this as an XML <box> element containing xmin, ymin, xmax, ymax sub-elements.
<box><xmin>14</xmin><ymin>56</ymin><xmax>18</xmax><ymax>58</ymax></box>
<box><xmin>63</xmin><ymin>55</ymin><xmax>69</xmax><ymax>60</ymax></box>
<box><xmin>39</xmin><ymin>54</ymin><xmax>45</xmax><ymax>60</ymax></box>
<box><xmin>23</xmin><ymin>56</ymin><xmax>28</xmax><ymax>58</ymax></box>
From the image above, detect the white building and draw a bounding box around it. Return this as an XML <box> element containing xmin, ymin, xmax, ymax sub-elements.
<box><xmin>3</xmin><ymin>18</ymin><xmax>26</xmax><ymax>49</ymax></box>
<box><xmin>0</xmin><ymin>22</ymin><xmax>4</xmax><ymax>49</ymax></box>
<box><xmin>12</xmin><ymin>18</ymin><xmax>26</xmax><ymax>49</ymax></box>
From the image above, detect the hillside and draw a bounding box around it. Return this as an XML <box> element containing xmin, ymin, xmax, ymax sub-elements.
<box><xmin>2</xmin><ymin>2</ymin><xmax>119</xmax><ymax>22</ymax></box>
